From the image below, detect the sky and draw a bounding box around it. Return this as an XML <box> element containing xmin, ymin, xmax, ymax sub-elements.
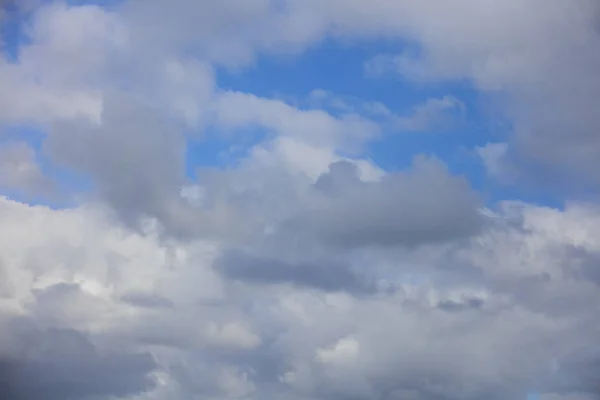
<box><xmin>0</xmin><ymin>1</ymin><xmax>600</xmax><ymax>399</ymax></box>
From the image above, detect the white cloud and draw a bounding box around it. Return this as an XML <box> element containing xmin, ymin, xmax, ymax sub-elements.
<box><xmin>307</xmin><ymin>89</ymin><xmax>393</xmax><ymax>118</ymax></box>
<box><xmin>205</xmin><ymin>322</ymin><xmax>262</xmax><ymax>350</ymax></box>
<box><xmin>212</xmin><ymin>91</ymin><xmax>380</xmax><ymax>153</ymax></box>
<box><xmin>0</xmin><ymin>2</ymin><xmax>122</xmax><ymax>124</ymax></box>
<box><xmin>0</xmin><ymin>194</ymin><xmax>599</xmax><ymax>398</ymax></box>
<box><xmin>353</xmin><ymin>0</ymin><xmax>600</xmax><ymax>186</ymax></box>
<box><xmin>216</xmin><ymin>367</ymin><xmax>257</xmax><ymax>399</ymax></box>
<box><xmin>306</xmin><ymin>90</ymin><xmax>465</xmax><ymax>134</ymax></box>
<box><xmin>394</xmin><ymin>95</ymin><xmax>466</xmax><ymax>132</ymax></box>
<box><xmin>315</xmin><ymin>336</ymin><xmax>360</xmax><ymax>365</ymax></box>
<box><xmin>476</xmin><ymin>142</ymin><xmax>511</xmax><ymax>180</ymax></box>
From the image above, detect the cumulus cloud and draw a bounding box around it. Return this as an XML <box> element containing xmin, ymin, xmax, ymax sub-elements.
<box><xmin>0</xmin><ymin>324</ymin><xmax>156</xmax><ymax>400</ymax></box>
<box><xmin>214</xmin><ymin>250</ymin><xmax>376</xmax><ymax>294</ymax></box>
<box><xmin>289</xmin><ymin>156</ymin><xmax>483</xmax><ymax>248</ymax></box>
<box><xmin>0</xmin><ymin>183</ymin><xmax>599</xmax><ymax>399</ymax></box>
<box><xmin>355</xmin><ymin>0</ymin><xmax>600</xmax><ymax>190</ymax></box>
<box><xmin>212</xmin><ymin>91</ymin><xmax>380</xmax><ymax>153</ymax></box>
<box><xmin>1</xmin><ymin>1</ymin><xmax>600</xmax><ymax>400</ymax></box>
<box><xmin>44</xmin><ymin>91</ymin><xmax>194</xmax><ymax>236</ymax></box>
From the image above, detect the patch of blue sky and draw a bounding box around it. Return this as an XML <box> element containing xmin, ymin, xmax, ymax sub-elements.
<box><xmin>0</xmin><ymin>2</ymin><xmax>32</xmax><ymax>62</ymax></box>
<box><xmin>215</xmin><ymin>38</ymin><xmax>564</xmax><ymax>208</ymax></box>
<box><xmin>217</xmin><ymin>38</ymin><xmax>427</xmax><ymax>110</ymax></box>
<box><xmin>215</xmin><ymin>38</ymin><xmax>491</xmax><ymax>169</ymax></box>
<box><xmin>1</xmin><ymin>3</ymin><xmax>564</xmax><ymax>211</ymax></box>
<box><xmin>218</xmin><ymin>39</ymin><xmax>479</xmax><ymax>132</ymax></box>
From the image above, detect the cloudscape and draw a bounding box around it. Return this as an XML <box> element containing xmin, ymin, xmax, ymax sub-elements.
<box><xmin>1</xmin><ymin>1</ymin><xmax>600</xmax><ymax>399</ymax></box>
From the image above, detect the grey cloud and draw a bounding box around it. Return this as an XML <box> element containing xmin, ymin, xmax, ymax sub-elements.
<box><xmin>0</xmin><ymin>282</ymin><xmax>158</xmax><ymax>399</ymax></box>
<box><xmin>288</xmin><ymin>156</ymin><xmax>483</xmax><ymax>248</ymax></box>
<box><xmin>2</xmin><ymin>2</ymin><xmax>600</xmax><ymax>400</ymax></box>
<box><xmin>29</xmin><ymin>282</ymin><xmax>113</xmax><ymax>330</ymax></box>
<box><xmin>118</xmin><ymin>0</ymin><xmax>329</xmax><ymax>67</ymax></box>
<box><xmin>559</xmin><ymin>245</ymin><xmax>600</xmax><ymax>288</ymax></box>
<box><xmin>57</xmin><ymin>0</ymin><xmax>600</xmax><ymax>195</ymax></box>
<box><xmin>458</xmin><ymin>235</ymin><xmax>600</xmax><ymax>319</ymax></box>
<box><xmin>200</xmin><ymin>155</ymin><xmax>481</xmax><ymax>297</ymax></box>
<box><xmin>0</xmin><ymin>324</ymin><xmax>156</xmax><ymax>400</ymax></box>
<box><xmin>44</xmin><ymin>91</ymin><xmax>198</xmax><ymax>237</ymax></box>
<box><xmin>543</xmin><ymin>350</ymin><xmax>600</xmax><ymax>398</ymax></box>
<box><xmin>0</xmin><ymin>177</ymin><xmax>598</xmax><ymax>400</ymax></box>
<box><xmin>436</xmin><ymin>296</ymin><xmax>484</xmax><ymax>313</ymax></box>
<box><xmin>214</xmin><ymin>250</ymin><xmax>375</xmax><ymax>294</ymax></box>
<box><xmin>354</xmin><ymin>0</ymin><xmax>600</xmax><ymax>193</ymax></box>
<box><xmin>120</xmin><ymin>292</ymin><xmax>174</xmax><ymax>309</ymax></box>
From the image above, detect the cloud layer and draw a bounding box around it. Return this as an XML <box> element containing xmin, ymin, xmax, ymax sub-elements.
<box><xmin>1</xmin><ymin>1</ymin><xmax>600</xmax><ymax>399</ymax></box>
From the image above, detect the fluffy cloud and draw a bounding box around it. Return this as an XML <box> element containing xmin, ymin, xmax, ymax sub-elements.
<box><xmin>106</xmin><ymin>0</ymin><xmax>600</xmax><ymax>188</ymax></box>
<box><xmin>212</xmin><ymin>91</ymin><xmax>380</xmax><ymax>153</ymax></box>
<box><xmin>214</xmin><ymin>250</ymin><xmax>376</xmax><ymax>294</ymax></box>
<box><xmin>0</xmin><ymin>196</ymin><xmax>599</xmax><ymax>399</ymax></box>
<box><xmin>291</xmin><ymin>156</ymin><xmax>482</xmax><ymax>248</ymax></box>
<box><xmin>44</xmin><ymin>91</ymin><xmax>194</xmax><ymax>236</ymax></box>
<box><xmin>2</xmin><ymin>1</ymin><xmax>600</xmax><ymax>400</ymax></box>
<box><xmin>353</xmin><ymin>0</ymin><xmax>600</xmax><ymax>189</ymax></box>
<box><xmin>0</xmin><ymin>324</ymin><xmax>156</xmax><ymax>400</ymax></box>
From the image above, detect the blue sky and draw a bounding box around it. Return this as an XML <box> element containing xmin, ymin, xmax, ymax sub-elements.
<box><xmin>213</xmin><ymin>39</ymin><xmax>568</xmax><ymax>209</ymax></box>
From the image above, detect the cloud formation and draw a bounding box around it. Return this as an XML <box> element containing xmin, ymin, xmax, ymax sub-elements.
<box><xmin>0</xmin><ymin>323</ymin><xmax>156</xmax><ymax>400</ymax></box>
<box><xmin>1</xmin><ymin>1</ymin><xmax>600</xmax><ymax>400</ymax></box>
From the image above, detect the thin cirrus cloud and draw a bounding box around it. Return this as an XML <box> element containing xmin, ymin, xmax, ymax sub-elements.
<box><xmin>0</xmin><ymin>1</ymin><xmax>600</xmax><ymax>400</ymax></box>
